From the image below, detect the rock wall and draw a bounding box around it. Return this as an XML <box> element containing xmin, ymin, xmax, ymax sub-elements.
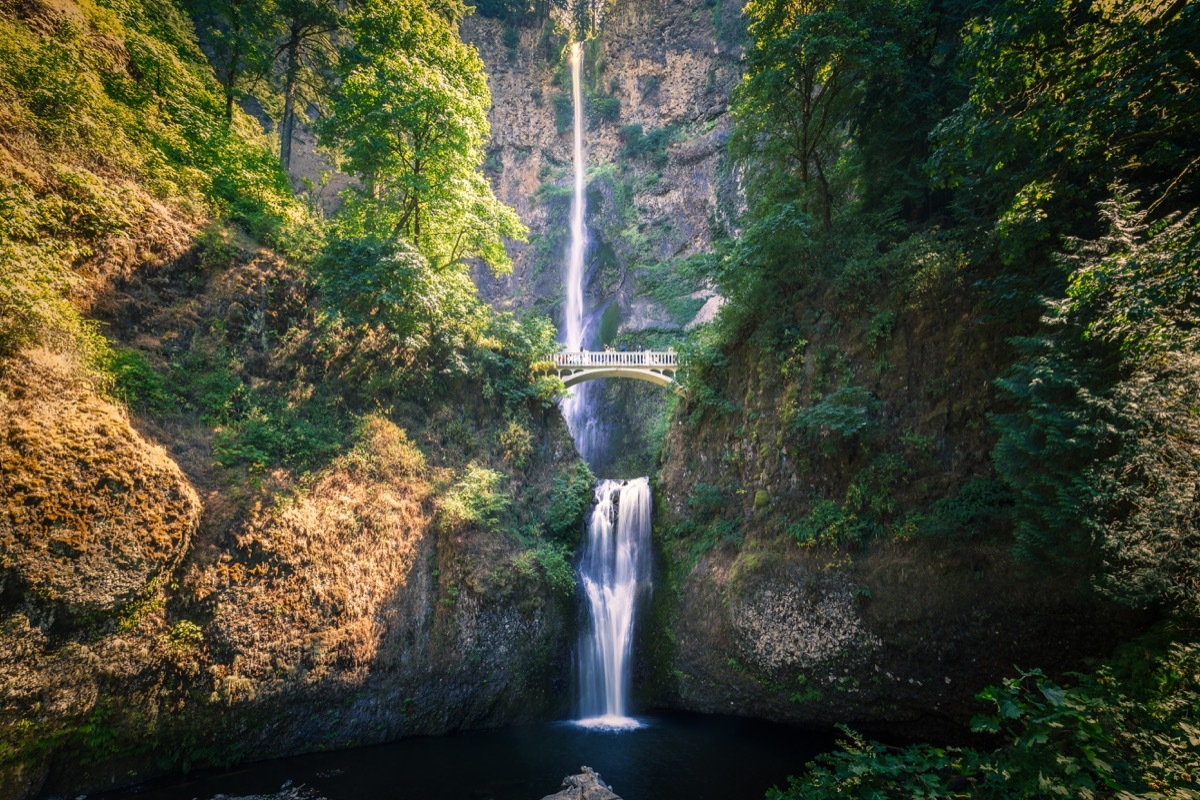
<box><xmin>464</xmin><ymin>0</ymin><xmax>742</xmax><ymax>473</ymax></box>
<box><xmin>643</xmin><ymin>277</ymin><xmax>1150</xmax><ymax>738</ymax></box>
<box><xmin>464</xmin><ymin>0</ymin><xmax>742</xmax><ymax>332</ymax></box>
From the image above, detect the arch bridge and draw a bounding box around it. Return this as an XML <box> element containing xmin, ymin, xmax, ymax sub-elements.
<box><xmin>552</xmin><ymin>350</ymin><xmax>679</xmax><ymax>390</ymax></box>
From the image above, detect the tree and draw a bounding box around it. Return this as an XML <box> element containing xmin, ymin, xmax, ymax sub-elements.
<box><xmin>994</xmin><ymin>192</ymin><xmax>1200</xmax><ymax>615</ymax></box>
<box><xmin>931</xmin><ymin>0</ymin><xmax>1199</xmax><ymax>264</ymax></box>
<box><xmin>731</xmin><ymin>0</ymin><xmax>918</xmax><ymax>233</ymax></box>
<box><xmin>319</xmin><ymin>0</ymin><xmax>525</xmax><ymax>274</ymax></box>
<box><xmin>187</xmin><ymin>0</ymin><xmax>280</xmax><ymax>123</ymax></box>
<box><xmin>273</xmin><ymin>0</ymin><xmax>339</xmax><ymax>171</ymax></box>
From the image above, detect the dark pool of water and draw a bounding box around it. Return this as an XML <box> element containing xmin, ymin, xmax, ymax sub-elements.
<box><xmin>110</xmin><ymin>713</ymin><xmax>834</xmax><ymax>800</ymax></box>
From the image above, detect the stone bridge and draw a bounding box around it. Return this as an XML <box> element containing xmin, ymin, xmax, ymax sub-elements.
<box><xmin>552</xmin><ymin>350</ymin><xmax>679</xmax><ymax>389</ymax></box>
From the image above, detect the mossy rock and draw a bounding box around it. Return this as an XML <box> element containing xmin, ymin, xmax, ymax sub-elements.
<box><xmin>0</xmin><ymin>351</ymin><xmax>201</xmax><ymax>616</ymax></box>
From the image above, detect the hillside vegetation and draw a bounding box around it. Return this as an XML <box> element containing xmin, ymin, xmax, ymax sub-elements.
<box><xmin>659</xmin><ymin>0</ymin><xmax>1199</xmax><ymax>795</ymax></box>
<box><xmin>0</xmin><ymin>0</ymin><xmax>590</xmax><ymax>795</ymax></box>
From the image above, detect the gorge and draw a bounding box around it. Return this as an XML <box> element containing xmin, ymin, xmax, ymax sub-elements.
<box><xmin>1</xmin><ymin>0</ymin><xmax>1197</xmax><ymax>797</ymax></box>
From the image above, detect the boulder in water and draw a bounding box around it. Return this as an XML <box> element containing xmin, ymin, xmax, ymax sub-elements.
<box><xmin>540</xmin><ymin>766</ymin><xmax>622</xmax><ymax>800</ymax></box>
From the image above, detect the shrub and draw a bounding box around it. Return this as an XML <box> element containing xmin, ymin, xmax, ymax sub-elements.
<box><xmin>589</xmin><ymin>95</ymin><xmax>620</xmax><ymax>125</ymax></box>
<box><xmin>920</xmin><ymin>478</ymin><xmax>1013</xmax><ymax>539</ymax></box>
<box><xmin>771</xmin><ymin>640</ymin><xmax>1200</xmax><ymax>799</ymax></box>
<box><xmin>439</xmin><ymin>464</ymin><xmax>512</xmax><ymax>532</ymax></box>
<box><xmin>787</xmin><ymin>500</ymin><xmax>865</xmax><ymax>547</ymax></box>
<box><xmin>544</xmin><ymin>461</ymin><xmax>595</xmax><ymax>546</ymax></box>
<box><xmin>166</xmin><ymin>620</ymin><xmax>204</xmax><ymax>652</ymax></box>
<box><xmin>790</xmin><ymin>385</ymin><xmax>880</xmax><ymax>441</ymax></box>
<box><xmin>105</xmin><ymin>349</ymin><xmax>174</xmax><ymax>415</ymax></box>
<box><xmin>619</xmin><ymin>123</ymin><xmax>680</xmax><ymax>168</ymax></box>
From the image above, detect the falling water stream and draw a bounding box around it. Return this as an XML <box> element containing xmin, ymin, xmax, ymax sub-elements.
<box><xmin>561</xmin><ymin>41</ymin><xmax>603</xmax><ymax>465</ymax></box>
<box><xmin>559</xmin><ymin>41</ymin><xmax>652</xmax><ymax>729</ymax></box>
<box><xmin>576</xmin><ymin>479</ymin><xmax>652</xmax><ymax>728</ymax></box>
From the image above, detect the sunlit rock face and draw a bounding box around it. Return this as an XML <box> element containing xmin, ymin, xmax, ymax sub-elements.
<box><xmin>0</xmin><ymin>350</ymin><xmax>201</xmax><ymax>616</ymax></box>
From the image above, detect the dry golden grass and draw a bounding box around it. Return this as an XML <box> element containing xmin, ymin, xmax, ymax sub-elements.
<box><xmin>194</xmin><ymin>416</ymin><xmax>431</xmax><ymax>688</ymax></box>
<box><xmin>0</xmin><ymin>348</ymin><xmax>201</xmax><ymax>613</ymax></box>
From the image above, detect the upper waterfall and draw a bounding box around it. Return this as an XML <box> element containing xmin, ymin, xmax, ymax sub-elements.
<box><xmin>564</xmin><ymin>40</ymin><xmax>587</xmax><ymax>353</ymax></box>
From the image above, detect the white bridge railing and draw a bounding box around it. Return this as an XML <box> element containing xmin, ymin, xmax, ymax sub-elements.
<box><xmin>553</xmin><ymin>350</ymin><xmax>678</xmax><ymax>368</ymax></box>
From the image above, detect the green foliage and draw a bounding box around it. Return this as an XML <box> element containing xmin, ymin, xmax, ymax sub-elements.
<box><xmin>932</xmin><ymin>0</ymin><xmax>1199</xmax><ymax>257</ymax></box>
<box><xmin>532</xmin><ymin>542</ymin><xmax>577</xmax><ymax>597</ymax></box>
<box><xmin>313</xmin><ymin>233</ymin><xmax>561</xmax><ymax>410</ymax></box>
<box><xmin>919</xmin><ymin>478</ymin><xmax>1013</xmax><ymax>539</ymax></box>
<box><xmin>473</xmin><ymin>310</ymin><xmax>565</xmax><ymax>411</ymax></box>
<box><xmin>589</xmin><ymin>94</ymin><xmax>620</xmax><ymax>125</ymax></box>
<box><xmin>552</xmin><ymin>92</ymin><xmax>574</xmax><ymax>134</ymax></box>
<box><xmin>185</xmin><ymin>0</ymin><xmax>282</xmax><ymax>122</ymax></box>
<box><xmin>105</xmin><ymin>349</ymin><xmax>174</xmax><ymax>415</ymax></box>
<box><xmin>169</xmin><ymin>346</ymin><xmax>347</xmax><ymax>472</ymax></box>
<box><xmin>619</xmin><ymin>123</ymin><xmax>681</xmax><ymax>168</ymax></box>
<box><xmin>789</xmin><ymin>385</ymin><xmax>880</xmax><ymax>442</ymax></box>
<box><xmin>995</xmin><ymin>191</ymin><xmax>1200</xmax><ymax>613</ymax></box>
<box><xmin>472</xmin><ymin>0</ymin><xmax>563</xmax><ymax>25</ymax></box>
<box><xmin>786</xmin><ymin>453</ymin><xmax>911</xmax><ymax>547</ymax></box>
<box><xmin>316</xmin><ymin>236</ymin><xmax>478</xmax><ymax>345</ymax></box>
<box><xmin>439</xmin><ymin>463</ymin><xmax>512</xmax><ymax>531</ymax></box>
<box><xmin>733</xmin><ymin>0</ymin><xmax>922</xmax><ymax>232</ymax></box>
<box><xmin>678</xmin><ymin>317</ymin><xmax>740</xmax><ymax>425</ymax></box>
<box><xmin>864</xmin><ymin>311</ymin><xmax>895</xmax><ymax>351</ymax></box>
<box><xmin>544</xmin><ymin>461</ymin><xmax>596</xmax><ymax>546</ymax></box>
<box><xmin>0</xmin><ymin>0</ymin><xmax>313</xmax><ymax>364</ymax></box>
<box><xmin>166</xmin><ymin>620</ymin><xmax>205</xmax><ymax>652</ymax></box>
<box><xmin>787</xmin><ymin>499</ymin><xmax>865</xmax><ymax>548</ymax></box>
<box><xmin>318</xmin><ymin>0</ymin><xmax>526</xmax><ymax>273</ymax></box>
<box><xmin>211</xmin><ymin>407</ymin><xmax>344</xmax><ymax>472</ymax></box>
<box><xmin>687</xmin><ymin>482</ymin><xmax>727</xmax><ymax>517</ymax></box>
<box><xmin>772</xmin><ymin>639</ymin><xmax>1200</xmax><ymax>799</ymax></box>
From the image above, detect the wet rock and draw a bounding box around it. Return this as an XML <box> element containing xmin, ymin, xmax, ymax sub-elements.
<box><xmin>541</xmin><ymin>767</ymin><xmax>622</xmax><ymax>800</ymax></box>
<box><xmin>209</xmin><ymin>788</ymin><xmax>327</xmax><ymax>800</ymax></box>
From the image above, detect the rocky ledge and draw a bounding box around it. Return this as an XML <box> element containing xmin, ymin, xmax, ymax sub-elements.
<box><xmin>541</xmin><ymin>767</ymin><xmax>622</xmax><ymax>800</ymax></box>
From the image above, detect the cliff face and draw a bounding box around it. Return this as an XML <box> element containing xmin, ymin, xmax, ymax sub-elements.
<box><xmin>464</xmin><ymin>0</ymin><xmax>741</xmax><ymax>330</ymax></box>
<box><xmin>641</xmin><ymin>270</ymin><xmax>1149</xmax><ymax>737</ymax></box>
<box><xmin>463</xmin><ymin>0</ymin><xmax>742</xmax><ymax>473</ymax></box>
<box><xmin>0</xmin><ymin>223</ymin><xmax>585</xmax><ymax>798</ymax></box>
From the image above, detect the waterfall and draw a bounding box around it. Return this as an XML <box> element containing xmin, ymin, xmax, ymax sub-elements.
<box><xmin>560</xmin><ymin>41</ymin><xmax>605</xmax><ymax>466</ymax></box>
<box><xmin>556</xmin><ymin>41</ymin><xmax>652</xmax><ymax>729</ymax></box>
<box><xmin>563</xmin><ymin>41</ymin><xmax>586</xmax><ymax>354</ymax></box>
<box><xmin>576</xmin><ymin>479</ymin><xmax>652</xmax><ymax>728</ymax></box>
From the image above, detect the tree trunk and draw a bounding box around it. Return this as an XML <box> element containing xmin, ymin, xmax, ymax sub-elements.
<box><xmin>280</xmin><ymin>28</ymin><xmax>300</xmax><ymax>171</ymax></box>
<box><xmin>815</xmin><ymin>158</ymin><xmax>832</xmax><ymax>233</ymax></box>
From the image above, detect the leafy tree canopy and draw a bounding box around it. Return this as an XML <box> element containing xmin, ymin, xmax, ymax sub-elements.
<box><xmin>319</xmin><ymin>0</ymin><xmax>526</xmax><ymax>274</ymax></box>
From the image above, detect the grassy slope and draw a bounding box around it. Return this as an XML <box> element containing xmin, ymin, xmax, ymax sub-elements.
<box><xmin>0</xmin><ymin>0</ymin><xmax>590</xmax><ymax>796</ymax></box>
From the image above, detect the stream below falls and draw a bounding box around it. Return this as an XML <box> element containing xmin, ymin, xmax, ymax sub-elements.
<box><xmin>101</xmin><ymin>713</ymin><xmax>835</xmax><ymax>800</ymax></box>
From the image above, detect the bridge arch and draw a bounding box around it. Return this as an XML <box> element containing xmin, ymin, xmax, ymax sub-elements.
<box><xmin>552</xmin><ymin>351</ymin><xmax>680</xmax><ymax>392</ymax></box>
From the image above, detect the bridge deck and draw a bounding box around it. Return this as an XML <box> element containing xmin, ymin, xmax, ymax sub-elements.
<box><xmin>553</xmin><ymin>351</ymin><xmax>677</xmax><ymax>368</ymax></box>
<box><xmin>552</xmin><ymin>350</ymin><xmax>679</xmax><ymax>390</ymax></box>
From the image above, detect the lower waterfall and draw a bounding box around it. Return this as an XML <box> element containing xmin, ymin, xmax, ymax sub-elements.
<box><xmin>576</xmin><ymin>478</ymin><xmax>652</xmax><ymax>728</ymax></box>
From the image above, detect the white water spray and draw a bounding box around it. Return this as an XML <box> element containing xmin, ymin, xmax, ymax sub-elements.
<box><xmin>576</xmin><ymin>478</ymin><xmax>652</xmax><ymax>729</ymax></box>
